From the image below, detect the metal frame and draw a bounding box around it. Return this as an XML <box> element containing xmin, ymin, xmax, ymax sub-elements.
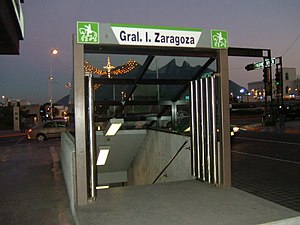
<box><xmin>73</xmin><ymin>36</ymin><xmax>231</xmax><ymax>205</ymax></box>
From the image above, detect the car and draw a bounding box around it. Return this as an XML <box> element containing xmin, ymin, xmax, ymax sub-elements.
<box><xmin>173</xmin><ymin>116</ymin><xmax>240</xmax><ymax>139</ymax></box>
<box><xmin>230</xmin><ymin>125</ymin><xmax>240</xmax><ymax>139</ymax></box>
<box><xmin>27</xmin><ymin>120</ymin><xmax>71</xmax><ymax>141</ymax></box>
<box><xmin>285</xmin><ymin>105</ymin><xmax>300</xmax><ymax>120</ymax></box>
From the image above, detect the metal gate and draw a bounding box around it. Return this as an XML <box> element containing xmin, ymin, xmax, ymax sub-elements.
<box><xmin>190</xmin><ymin>74</ymin><xmax>221</xmax><ymax>185</ymax></box>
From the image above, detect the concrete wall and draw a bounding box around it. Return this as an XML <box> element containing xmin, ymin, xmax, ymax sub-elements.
<box><xmin>95</xmin><ymin>130</ymin><xmax>147</xmax><ymax>185</ymax></box>
<box><xmin>128</xmin><ymin>130</ymin><xmax>193</xmax><ymax>185</ymax></box>
<box><xmin>60</xmin><ymin>132</ymin><xmax>76</xmax><ymax>212</ymax></box>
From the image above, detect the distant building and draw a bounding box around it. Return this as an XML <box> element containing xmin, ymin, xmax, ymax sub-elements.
<box><xmin>248</xmin><ymin>68</ymin><xmax>299</xmax><ymax>101</ymax></box>
<box><xmin>5</xmin><ymin>98</ymin><xmax>30</xmax><ymax>107</ymax></box>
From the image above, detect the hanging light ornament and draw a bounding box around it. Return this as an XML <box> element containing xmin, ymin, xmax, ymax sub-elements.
<box><xmin>84</xmin><ymin>57</ymin><xmax>138</xmax><ymax>77</ymax></box>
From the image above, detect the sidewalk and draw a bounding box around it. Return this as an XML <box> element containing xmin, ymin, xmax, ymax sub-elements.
<box><xmin>0</xmin><ymin>139</ymin><xmax>74</xmax><ymax>225</ymax></box>
<box><xmin>74</xmin><ymin>180</ymin><xmax>300</xmax><ymax>225</ymax></box>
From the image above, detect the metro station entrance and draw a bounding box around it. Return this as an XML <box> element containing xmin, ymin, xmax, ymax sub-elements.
<box><xmin>72</xmin><ymin>22</ymin><xmax>231</xmax><ymax>205</ymax></box>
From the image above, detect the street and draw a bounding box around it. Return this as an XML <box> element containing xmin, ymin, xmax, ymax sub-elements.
<box><xmin>232</xmin><ymin>130</ymin><xmax>300</xmax><ymax>212</ymax></box>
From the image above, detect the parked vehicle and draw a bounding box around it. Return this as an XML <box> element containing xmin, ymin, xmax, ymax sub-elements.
<box><xmin>27</xmin><ymin>120</ymin><xmax>70</xmax><ymax>141</ymax></box>
<box><xmin>173</xmin><ymin>116</ymin><xmax>240</xmax><ymax>138</ymax></box>
<box><xmin>285</xmin><ymin>105</ymin><xmax>300</xmax><ymax>120</ymax></box>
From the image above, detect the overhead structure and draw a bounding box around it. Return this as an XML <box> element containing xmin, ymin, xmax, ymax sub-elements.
<box><xmin>0</xmin><ymin>0</ymin><xmax>24</xmax><ymax>54</ymax></box>
<box><xmin>73</xmin><ymin>22</ymin><xmax>231</xmax><ymax>205</ymax></box>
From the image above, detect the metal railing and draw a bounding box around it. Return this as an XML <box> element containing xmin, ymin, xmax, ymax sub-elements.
<box><xmin>152</xmin><ymin>140</ymin><xmax>189</xmax><ymax>184</ymax></box>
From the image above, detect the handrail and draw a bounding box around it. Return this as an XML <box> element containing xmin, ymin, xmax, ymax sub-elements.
<box><xmin>152</xmin><ymin>140</ymin><xmax>189</xmax><ymax>184</ymax></box>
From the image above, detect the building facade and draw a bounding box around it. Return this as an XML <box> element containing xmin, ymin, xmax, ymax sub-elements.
<box><xmin>248</xmin><ymin>68</ymin><xmax>299</xmax><ymax>101</ymax></box>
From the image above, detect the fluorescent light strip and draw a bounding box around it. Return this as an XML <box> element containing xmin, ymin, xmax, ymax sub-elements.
<box><xmin>96</xmin><ymin>149</ymin><xmax>110</xmax><ymax>165</ymax></box>
<box><xmin>96</xmin><ymin>186</ymin><xmax>110</xmax><ymax>190</ymax></box>
<box><xmin>105</xmin><ymin>123</ymin><xmax>122</xmax><ymax>136</ymax></box>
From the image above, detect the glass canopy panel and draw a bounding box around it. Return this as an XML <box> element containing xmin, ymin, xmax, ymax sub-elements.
<box><xmin>85</xmin><ymin>53</ymin><xmax>147</xmax><ymax>79</ymax></box>
<box><xmin>86</xmin><ymin>51</ymin><xmax>217</xmax><ymax>133</ymax></box>
<box><xmin>94</xmin><ymin>84</ymin><xmax>136</xmax><ymax>101</ymax></box>
<box><xmin>132</xmin><ymin>84</ymin><xmax>186</xmax><ymax>101</ymax></box>
<box><xmin>144</xmin><ymin>56</ymin><xmax>213</xmax><ymax>80</ymax></box>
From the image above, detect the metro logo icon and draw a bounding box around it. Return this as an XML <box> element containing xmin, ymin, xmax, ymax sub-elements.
<box><xmin>211</xmin><ymin>30</ymin><xmax>228</xmax><ymax>49</ymax></box>
<box><xmin>111</xmin><ymin>24</ymin><xmax>202</xmax><ymax>48</ymax></box>
<box><xmin>77</xmin><ymin>21</ymin><xmax>99</xmax><ymax>44</ymax></box>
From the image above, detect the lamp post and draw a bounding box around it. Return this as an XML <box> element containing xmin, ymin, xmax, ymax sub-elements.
<box><xmin>49</xmin><ymin>49</ymin><xmax>58</xmax><ymax>119</ymax></box>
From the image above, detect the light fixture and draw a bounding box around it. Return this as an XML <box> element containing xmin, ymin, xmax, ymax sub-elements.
<box><xmin>51</xmin><ymin>49</ymin><xmax>58</xmax><ymax>55</ymax></box>
<box><xmin>96</xmin><ymin>185</ymin><xmax>110</xmax><ymax>190</ymax></box>
<box><xmin>49</xmin><ymin>49</ymin><xmax>58</xmax><ymax>118</ymax></box>
<box><xmin>96</xmin><ymin>146</ymin><xmax>110</xmax><ymax>166</ymax></box>
<box><xmin>104</xmin><ymin>118</ymin><xmax>124</xmax><ymax>136</ymax></box>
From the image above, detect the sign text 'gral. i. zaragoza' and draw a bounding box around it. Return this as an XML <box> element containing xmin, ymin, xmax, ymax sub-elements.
<box><xmin>111</xmin><ymin>24</ymin><xmax>202</xmax><ymax>48</ymax></box>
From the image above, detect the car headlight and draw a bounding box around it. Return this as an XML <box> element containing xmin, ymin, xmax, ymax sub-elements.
<box><xmin>233</xmin><ymin>126</ymin><xmax>240</xmax><ymax>133</ymax></box>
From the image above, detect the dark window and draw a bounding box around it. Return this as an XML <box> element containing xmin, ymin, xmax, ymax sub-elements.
<box><xmin>44</xmin><ymin>122</ymin><xmax>55</xmax><ymax>128</ymax></box>
<box><xmin>57</xmin><ymin>122</ymin><xmax>67</xmax><ymax>127</ymax></box>
<box><xmin>285</xmin><ymin>73</ymin><xmax>289</xmax><ymax>80</ymax></box>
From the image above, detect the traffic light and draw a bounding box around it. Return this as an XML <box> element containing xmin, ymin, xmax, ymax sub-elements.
<box><xmin>40</xmin><ymin>105</ymin><xmax>45</xmax><ymax>117</ymax></box>
<box><xmin>245</xmin><ymin>63</ymin><xmax>255</xmax><ymax>71</ymax></box>
<box><xmin>263</xmin><ymin>67</ymin><xmax>271</xmax><ymax>83</ymax></box>
<box><xmin>275</xmin><ymin>72</ymin><xmax>281</xmax><ymax>86</ymax></box>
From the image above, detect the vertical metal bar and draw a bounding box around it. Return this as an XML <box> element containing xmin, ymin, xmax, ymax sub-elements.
<box><xmin>87</xmin><ymin>73</ymin><xmax>96</xmax><ymax>201</ymax></box>
<box><xmin>190</xmin><ymin>81</ymin><xmax>196</xmax><ymax>177</ymax></box>
<box><xmin>171</xmin><ymin>102</ymin><xmax>177</xmax><ymax>130</ymax></box>
<box><xmin>200</xmin><ymin>78</ymin><xmax>206</xmax><ymax>181</ymax></box>
<box><xmin>205</xmin><ymin>77</ymin><xmax>212</xmax><ymax>183</ymax></box>
<box><xmin>211</xmin><ymin>75</ymin><xmax>218</xmax><ymax>185</ymax></box>
<box><xmin>195</xmin><ymin>80</ymin><xmax>201</xmax><ymax>179</ymax></box>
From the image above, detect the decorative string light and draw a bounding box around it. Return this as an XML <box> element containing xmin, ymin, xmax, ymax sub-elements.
<box><xmin>84</xmin><ymin>57</ymin><xmax>138</xmax><ymax>77</ymax></box>
<box><xmin>103</xmin><ymin>57</ymin><xmax>115</xmax><ymax>78</ymax></box>
<box><xmin>94</xmin><ymin>83</ymin><xmax>101</xmax><ymax>90</ymax></box>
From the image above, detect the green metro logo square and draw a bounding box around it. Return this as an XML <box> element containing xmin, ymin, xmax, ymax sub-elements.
<box><xmin>77</xmin><ymin>21</ymin><xmax>99</xmax><ymax>44</ymax></box>
<box><xmin>211</xmin><ymin>30</ymin><xmax>228</xmax><ymax>49</ymax></box>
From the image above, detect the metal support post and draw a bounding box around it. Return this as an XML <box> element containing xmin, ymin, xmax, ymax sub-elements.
<box><xmin>86</xmin><ymin>73</ymin><xmax>96</xmax><ymax>201</ymax></box>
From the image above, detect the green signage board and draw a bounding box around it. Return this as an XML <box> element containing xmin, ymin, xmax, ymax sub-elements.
<box><xmin>76</xmin><ymin>22</ymin><xmax>228</xmax><ymax>49</ymax></box>
<box><xmin>211</xmin><ymin>30</ymin><xmax>228</xmax><ymax>49</ymax></box>
<box><xmin>77</xmin><ymin>21</ymin><xmax>99</xmax><ymax>44</ymax></box>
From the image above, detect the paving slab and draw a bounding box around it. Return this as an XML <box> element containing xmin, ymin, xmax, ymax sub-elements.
<box><xmin>75</xmin><ymin>180</ymin><xmax>300</xmax><ymax>225</ymax></box>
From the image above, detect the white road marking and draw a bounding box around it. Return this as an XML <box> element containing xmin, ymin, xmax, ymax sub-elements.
<box><xmin>236</xmin><ymin>136</ymin><xmax>300</xmax><ymax>146</ymax></box>
<box><xmin>232</xmin><ymin>151</ymin><xmax>300</xmax><ymax>165</ymax></box>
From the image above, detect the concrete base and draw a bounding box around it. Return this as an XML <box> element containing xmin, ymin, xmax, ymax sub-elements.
<box><xmin>74</xmin><ymin>180</ymin><xmax>299</xmax><ymax>225</ymax></box>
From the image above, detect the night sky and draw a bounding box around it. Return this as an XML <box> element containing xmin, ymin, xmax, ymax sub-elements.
<box><xmin>0</xmin><ymin>0</ymin><xmax>299</xmax><ymax>104</ymax></box>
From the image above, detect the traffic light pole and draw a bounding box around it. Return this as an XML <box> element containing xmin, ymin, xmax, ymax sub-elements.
<box><xmin>262</xmin><ymin>50</ymin><xmax>276</xmax><ymax>125</ymax></box>
<box><xmin>275</xmin><ymin>57</ymin><xmax>283</xmax><ymax>107</ymax></box>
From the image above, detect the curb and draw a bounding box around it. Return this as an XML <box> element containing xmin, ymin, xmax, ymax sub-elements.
<box><xmin>0</xmin><ymin>133</ymin><xmax>27</xmax><ymax>139</ymax></box>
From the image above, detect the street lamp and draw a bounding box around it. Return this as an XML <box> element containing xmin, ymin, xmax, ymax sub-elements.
<box><xmin>49</xmin><ymin>49</ymin><xmax>58</xmax><ymax>119</ymax></box>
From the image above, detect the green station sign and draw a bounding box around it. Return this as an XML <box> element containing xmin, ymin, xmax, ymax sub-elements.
<box><xmin>76</xmin><ymin>22</ymin><xmax>228</xmax><ymax>49</ymax></box>
<box><xmin>77</xmin><ymin>21</ymin><xmax>100</xmax><ymax>44</ymax></box>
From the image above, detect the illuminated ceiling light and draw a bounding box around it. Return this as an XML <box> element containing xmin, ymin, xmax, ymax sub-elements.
<box><xmin>96</xmin><ymin>185</ymin><xmax>110</xmax><ymax>190</ymax></box>
<box><xmin>104</xmin><ymin>118</ymin><xmax>124</xmax><ymax>136</ymax></box>
<box><xmin>96</xmin><ymin>146</ymin><xmax>110</xmax><ymax>166</ymax></box>
<box><xmin>184</xmin><ymin>126</ymin><xmax>190</xmax><ymax>132</ymax></box>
